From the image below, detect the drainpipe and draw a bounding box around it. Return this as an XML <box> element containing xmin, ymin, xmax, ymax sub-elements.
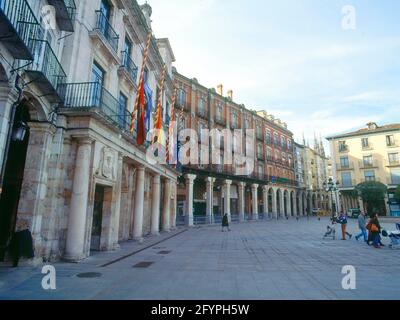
<box><xmin>0</xmin><ymin>75</ymin><xmax>22</xmax><ymax>195</ymax></box>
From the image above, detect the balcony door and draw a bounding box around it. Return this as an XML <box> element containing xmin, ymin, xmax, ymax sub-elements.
<box><xmin>99</xmin><ymin>0</ymin><xmax>111</xmax><ymax>36</ymax></box>
<box><xmin>91</xmin><ymin>61</ymin><xmax>105</xmax><ymax>107</ymax></box>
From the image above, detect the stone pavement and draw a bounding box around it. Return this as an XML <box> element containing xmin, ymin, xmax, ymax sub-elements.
<box><xmin>0</xmin><ymin>217</ymin><xmax>399</xmax><ymax>300</ymax></box>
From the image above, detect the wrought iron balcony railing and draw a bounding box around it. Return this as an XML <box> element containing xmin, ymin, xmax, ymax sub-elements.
<box><xmin>59</xmin><ymin>82</ymin><xmax>133</xmax><ymax>134</ymax></box>
<box><xmin>336</xmin><ymin>162</ymin><xmax>354</xmax><ymax>170</ymax></box>
<box><xmin>94</xmin><ymin>10</ymin><xmax>119</xmax><ymax>53</ymax></box>
<box><xmin>120</xmin><ymin>50</ymin><xmax>138</xmax><ymax>84</ymax></box>
<box><xmin>0</xmin><ymin>0</ymin><xmax>42</xmax><ymax>59</ymax></box>
<box><xmin>25</xmin><ymin>39</ymin><xmax>67</xmax><ymax>102</ymax></box>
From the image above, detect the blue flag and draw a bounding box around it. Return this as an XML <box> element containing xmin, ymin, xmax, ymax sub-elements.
<box><xmin>144</xmin><ymin>83</ymin><xmax>153</xmax><ymax>131</ymax></box>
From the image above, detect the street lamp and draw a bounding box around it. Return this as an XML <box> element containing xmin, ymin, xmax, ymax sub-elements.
<box><xmin>323</xmin><ymin>178</ymin><xmax>340</xmax><ymax>218</ymax></box>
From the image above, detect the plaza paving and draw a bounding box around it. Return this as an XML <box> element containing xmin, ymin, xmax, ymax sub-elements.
<box><xmin>0</xmin><ymin>217</ymin><xmax>399</xmax><ymax>300</ymax></box>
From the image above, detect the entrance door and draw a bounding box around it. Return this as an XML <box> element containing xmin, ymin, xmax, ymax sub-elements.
<box><xmin>91</xmin><ymin>185</ymin><xmax>105</xmax><ymax>251</ymax></box>
<box><xmin>0</xmin><ymin>102</ymin><xmax>30</xmax><ymax>260</ymax></box>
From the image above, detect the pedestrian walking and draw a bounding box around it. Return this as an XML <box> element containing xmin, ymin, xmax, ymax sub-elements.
<box><xmin>355</xmin><ymin>211</ymin><xmax>368</xmax><ymax>242</ymax></box>
<box><xmin>221</xmin><ymin>213</ymin><xmax>230</xmax><ymax>232</ymax></box>
<box><xmin>337</xmin><ymin>211</ymin><xmax>352</xmax><ymax>240</ymax></box>
<box><xmin>368</xmin><ymin>213</ymin><xmax>384</xmax><ymax>248</ymax></box>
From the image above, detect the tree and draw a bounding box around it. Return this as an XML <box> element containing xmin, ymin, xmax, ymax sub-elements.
<box><xmin>395</xmin><ymin>185</ymin><xmax>400</xmax><ymax>201</ymax></box>
<box><xmin>355</xmin><ymin>181</ymin><xmax>388</xmax><ymax>216</ymax></box>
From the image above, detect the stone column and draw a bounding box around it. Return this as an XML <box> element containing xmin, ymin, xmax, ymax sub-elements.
<box><xmin>133</xmin><ymin>166</ymin><xmax>145</xmax><ymax>241</ymax></box>
<box><xmin>64</xmin><ymin>137</ymin><xmax>93</xmax><ymax>261</ymax></box>
<box><xmin>224</xmin><ymin>179</ymin><xmax>232</xmax><ymax>222</ymax></box>
<box><xmin>252</xmin><ymin>184</ymin><xmax>259</xmax><ymax>220</ymax></box>
<box><xmin>279</xmin><ymin>190</ymin><xmax>285</xmax><ymax>218</ymax></box>
<box><xmin>206</xmin><ymin>177</ymin><xmax>214</xmax><ymax>224</ymax></box>
<box><xmin>299</xmin><ymin>193</ymin><xmax>304</xmax><ymax>216</ymax></box>
<box><xmin>151</xmin><ymin>174</ymin><xmax>161</xmax><ymax>236</ymax></box>
<box><xmin>286</xmin><ymin>191</ymin><xmax>292</xmax><ymax>217</ymax></box>
<box><xmin>292</xmin><ymin>192</ymin><xmax>297</xmax><ymax>216</ymax></box>
<box><xmin>272</xmin><ymin>188</ymin><xmax>278</xmax><ymax>219</ymax></box>
<box><xmin>170</xmin><ymin>182</ymin><xmax>177</xmax><ymax>229</ymax></box>
<box><xmin>238</xmin><ymin>182</ymin><xmax>245</xmax><ymax>222</ymax></box>
<box><xmin>0</xmin><ymin>86</ymin><xmax>17</xmax><ymax>171</ymax></box>
<box><xmin>162</xmin><ymin>179</ymin><xmax>171</xmax><ymax>232</ymax></box>
<box><xmin>111</xmin><ymin>152</ymin><xmax>124</xmax><ymax>249</ymax></box>
<box><xmin>358</xmin><ymin>197</ymin><xmax>365</xmax><ymax>213</ymax></box>
<box><xmin>384</xmin><ymin>193</ymin><xmax>391</xmax><ymax>216</ymax></box>
<box><xmin>262</xmin><ymin>186</ymin><xmax>269</xmax><ymax>217</ymax></box>
<box><xmin>185</xmin><ymin>174</ymin><xmax>196</xmax><ymax>226</ymax></box>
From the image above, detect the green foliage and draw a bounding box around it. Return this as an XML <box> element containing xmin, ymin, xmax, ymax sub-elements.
<box><xmin>395</xmin><ymin>185</ymin><xmax>400</xmax><ymax>201</ymax></box>
<box><xmin>355</xmin><ymin>181</ymin><xmax>388</xmax><ymax>215</ymax></box>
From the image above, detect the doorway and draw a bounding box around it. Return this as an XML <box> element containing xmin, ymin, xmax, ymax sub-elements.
<box><xmin>0</xmin><ymin>102</ymin><xmax>30</xmax><ymax>260</ymax></box>
<box><xmin>90</xmin><ymin>185</ymin><xmax>112</xmax><ymax>252</ymax></box>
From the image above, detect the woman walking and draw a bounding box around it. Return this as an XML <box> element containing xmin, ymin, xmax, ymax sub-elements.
<box><xmin>221</xmin><ymin>213</ymin><xmax>230</xmax><ymax>232</ymax></box>
<box><xmin>369</xmin><ymin>213</ymin><xmax>383</xmax><ymax>248</ymax></box>
<box><xmin>338</xmin><ymin>211</ymin><xmax>352</xmax><ymax>240</ymax></box>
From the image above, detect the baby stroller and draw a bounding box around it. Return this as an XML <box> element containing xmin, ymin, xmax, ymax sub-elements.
<box><xmin>323</xmin><ymin>218</ymin><xmax>337</xmax><ymax>240</ymax></box>
<box><xmin>382</xmin><ymin>223</ymin><xmax>400</xmax><ymax>249</ymax></box>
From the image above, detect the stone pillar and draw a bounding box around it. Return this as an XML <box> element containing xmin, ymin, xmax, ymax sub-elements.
<box><xmin>162</xmin><ymin>179</ymin><xmax>171</xmax><ymax>232</ymax></box>
<box><xmin>272</xmin><ymin>188</ymin><xmax>278</xmax><ymax>219</ymax></box>
<box><xmin>170</xmin><ymin>182</ymin><xmax>177</xmax><ymax>229</ymax></box>
<box><xmin>64</xmin><ymin>137</ymin><xmax>93</xmax><ymax>261</ymax></box>
<box><xmin>151</xmin><ymin>174</ymin><xmax>161</xmax><ymax>236</ymax></box>
<box><xmin>238</xmin><ymin>182</ymin><xmax>245</xmax><ymax>222</ymax></box>
<box><xmin>299</xmin><ymin>193</ymin><xmax>304</xmax><ymax>216</ymax></box>
<box><xmin>111</xmin><ymin>152</ymin><xmax>124</xmax><ymax>249</ymax></box>
<box><xmin>384</xmin><ymin>193</ymin><xmax>391</xmax><ymax>217</ymax></box>
<box><xmin>286</xmin><ymin>191</ymin><xmax>292</xmax><ymax>217</ymax></box>
<box><xmin>206</xmin><ymin>177</ymin><xmax>214</xmax><ymax>224</ymax></box>
<box><xmin>279</xmin><ymin>190</ymin><xmax>285</xmax><ymax>218</ymax></box>
<box><xmin>358</xmin><ymin>197</ymin><xmax>365</xmax><ymax>213</ymax></box>
<box><xmin>262</xmin><ymin>186</ymin><xmax>269</xmax><ymax>217</ymax></box>
<box><xmin>292</xmin><ymin>192</ymin><xmax>297</xmax><ymax>216</ymax></box>
<box><xmin>0</xmin><ymin>86</ymin><xmax>17</xmax><ymax>172</ymax></box>
<box><xmin>133</xmin><ymin>166</ymin><xmax>145</xmax><ymax>241</ymax></box>
<box><xmin>185</xmin><ymin>174</ymin><xmax>196</xmax><ymax>227</ymax></box>
<box><xmin>224</xmin><ymin>179</ymin><xmax>232</xmax><ymax>222</ymax></box>
<box><xmin>251</xmin><ymin>184</ymin><xmax>259</xmax><ymax>220</ymax></box>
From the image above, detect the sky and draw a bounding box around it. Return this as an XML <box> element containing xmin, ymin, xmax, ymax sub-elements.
<box><xmin>141</xmin><ymin>0</ymin><xmax>400</xmax><ymax>153</ymax></box>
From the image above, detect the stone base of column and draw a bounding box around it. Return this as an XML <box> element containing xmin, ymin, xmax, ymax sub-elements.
<box><xmin>134</xmin><ymin>237</ymin><xmax>144</xmax><ymax>243</ymax></box>
<box><xmin>151</xmin><ymin>231</ymin><xmax>160</xmax><ymax>237</ymax></box>
<box><xmin>63</xmin><ymin>253</ymin><xmax>86</xmax><ymax>262</ymax></box>
<box><xmin>253</xmin><ymin>213</ymin><xmax>258</xmax><ymax>221</ymax></box>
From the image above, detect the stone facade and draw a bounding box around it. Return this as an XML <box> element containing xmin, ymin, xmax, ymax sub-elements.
<box><xmin>0</xmin><ymin>0</ymin><xmax>178</xmax><ymax>262</ymax></box>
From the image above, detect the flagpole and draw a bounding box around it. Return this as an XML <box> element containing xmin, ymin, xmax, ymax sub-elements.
<box><xmin>130</xmin><ymin>32</ymin><xmax>152</xmax><ymax>134</ymax></box>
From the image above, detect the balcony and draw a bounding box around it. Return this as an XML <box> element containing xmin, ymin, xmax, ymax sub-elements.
<box><xmin>197</xmin><ymin>108</ymin><xmax>207</xmax><ymax>119</ymax></box>
<box><xmin>0</xmin><ymin>0</ymin><xmax>42</xmax><ymax>60</ymax></box>
<box><xmin>339</xmin><ymin>145</ymin><xmax>349</xmax><ymax>153</ymax></box>
<box><xmin>25</xmin><ymin>40</ymin><xmax>66</xmax><ymax>103</ymax></box>
<box><xmin>118</xmin><ymin>50</ymin><xmax>138</xmax><ymax>86</ymax></box>
<box><xmin>336</xmin><ymin>162</ymin><xmax>354</xmax><ymax>171</ymax></box>
<box><xmin>90</xmin><ymin>10</ymin><xmax>119</xmax><ymax>56</ymax></box>
<box><xmin>215</xmin><ymin>115</ymin><xmax>226</xmax><ymax>126</ymax></box>
<box><xmin>359</xmin><ymin>160</ymin><xmax>379</xmax><ymax>169</ymax></box>
<box><xmin>47</xmin><ymin>0</ymin><xmax>76</xmax><ymax>32</ymax></box>
<box><xmin>58</xmin><ymin>82</ymin><xmax>133</xmax><ymax>134</ymax></box>
<box><xmin>386</xmin><ymin>159</ymin><xmax>400</xmax><ymax>167</ymax></box>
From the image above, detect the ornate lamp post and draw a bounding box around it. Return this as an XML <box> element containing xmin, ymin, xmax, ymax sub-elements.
<box><xmin>323</xmin><ymin>178</ymin><xmax>340</xmax><ymax>218</ymax></box>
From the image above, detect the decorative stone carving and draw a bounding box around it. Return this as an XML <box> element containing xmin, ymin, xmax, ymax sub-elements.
<box><xmin>98</xmin><ymin>147</ymin><xmax>115</xmax><ymax>180</ymax></box>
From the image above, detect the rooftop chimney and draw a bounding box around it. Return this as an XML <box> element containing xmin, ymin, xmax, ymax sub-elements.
<box><xmin>217</xmin><ymin>84</ymin><xmax>223</xmax><ymax>96</ymax></box>
<box><xmin>227</xmin><ymin>90</ymin><xmax>233</xmax><ymax>100</ymax></box>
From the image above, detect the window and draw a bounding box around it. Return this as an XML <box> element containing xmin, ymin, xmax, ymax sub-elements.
<box><xmin>340</xmin><ymin>156</ymin><xmax>349</xmax><ymax>168</ymax></box>
<box><xmin>281</xmin><ymin>136</ymin><xmax>286</xmax><ymax>148</ymax></box>
<box><xmin>364</xmin><ymin>170</ymin><xmax>375</xmax><ymax>182</ymax></box>
<box><xmin>386</xmin><ymin>135</ymin><xmax>395</xmax><ymax>147</ymax></box>
<box><xmin>177</xmin><ymin>88</ymin><xmax>186</xmax><ymax>107</ymax></box>
<box><xmin>388</xmin><ymin>153</ymin><xmax>399</xmax><ymax>164</ymax></box>
<box><xmin>91</xmin><ymin>62</ymin><xmax>105</xmax><ymax>106</ymax></box>
<box><xmin>216</xmin><ymin>104</ymin><xmax>223</xmax><ymax>119</ymax></box>
<box><xmin>198</xmin><ymin>98</ymin><xmax>206</xmax><ymax>114</ymax></box>
<box><xmin>231</xmin><ymin>111</ymin><xmax>238</xmax><ymax>127</ymax></box>
<box><xmin>274</xmin><ymin>133</ymin><xmax>279</xmax><ymax>145</ymax></box>
<box><xmin>92</xmin><ymin>61</ymin><xmax>105</xmax><ymax>84</ymax></box>
<box><xmin>341</xmin><ymin>172</ymin><xmax>352</xmax><ymax>187</ymax></box>
<box><xmin>266</xmin><ymin>147</ymin><xmax>272</xmax><ymax>160</ymax></box>
<box><xmin>123</xmin><ymin>37</ymin><xmax>132</xmax><ymax>67</ymax></box>
<box><xmin>361</xmin><ymin>138</ymin><xmax>369</xmax><ymax>148</ymax></box>
<box><xmin>282</xmin><ymin>152</ymin><xmax>286</xmax><ymax>163</ymax></box>
<box><xmin>339</xmin><ymin>141</ymin><xmax>348</xmax><ymax>152</ymax></box>
<box><xmin>265</xmin><ymin>130</ymin><xmax>271</xmax><ymax>144</ymax></box>
<box><xmin>287</xmin><ymin>139</ymin><xmax>292</xmax><ymax>150</ymax></box>
<box><xmin>391</xmin><ymin>169</ymin><xmax>400</xmax><ymax>184</ymax></box>
<box><xmin>363</xmin><ymin>155</ymin><xmax>373</xmax><ymax>167</ymax></box>
<box><xmin>245</xmin><ymin>117</ymin><xmax>250</xmax><ymax>129</ymax></box>
<box><xmin>288</xmin><ymin>155</ymin><xmax>293</xmax><ymax>167</ymax></box>
<box><xmin>118</xmin><ymin>93</ymin><xmax>128</xmax><ymax>128</ymax></box>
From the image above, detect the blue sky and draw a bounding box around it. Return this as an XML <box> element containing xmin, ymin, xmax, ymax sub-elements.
<box><xmin>143</xmin><ymin>0</ymin><xmax>400</xmax><ymax>152</ymax></box>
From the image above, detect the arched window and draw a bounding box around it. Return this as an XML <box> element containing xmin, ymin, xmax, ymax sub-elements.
<box><xmin>177</xmin><ymin>88</ymin><xmax>186</xmax><ymax>107</ymax></box>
